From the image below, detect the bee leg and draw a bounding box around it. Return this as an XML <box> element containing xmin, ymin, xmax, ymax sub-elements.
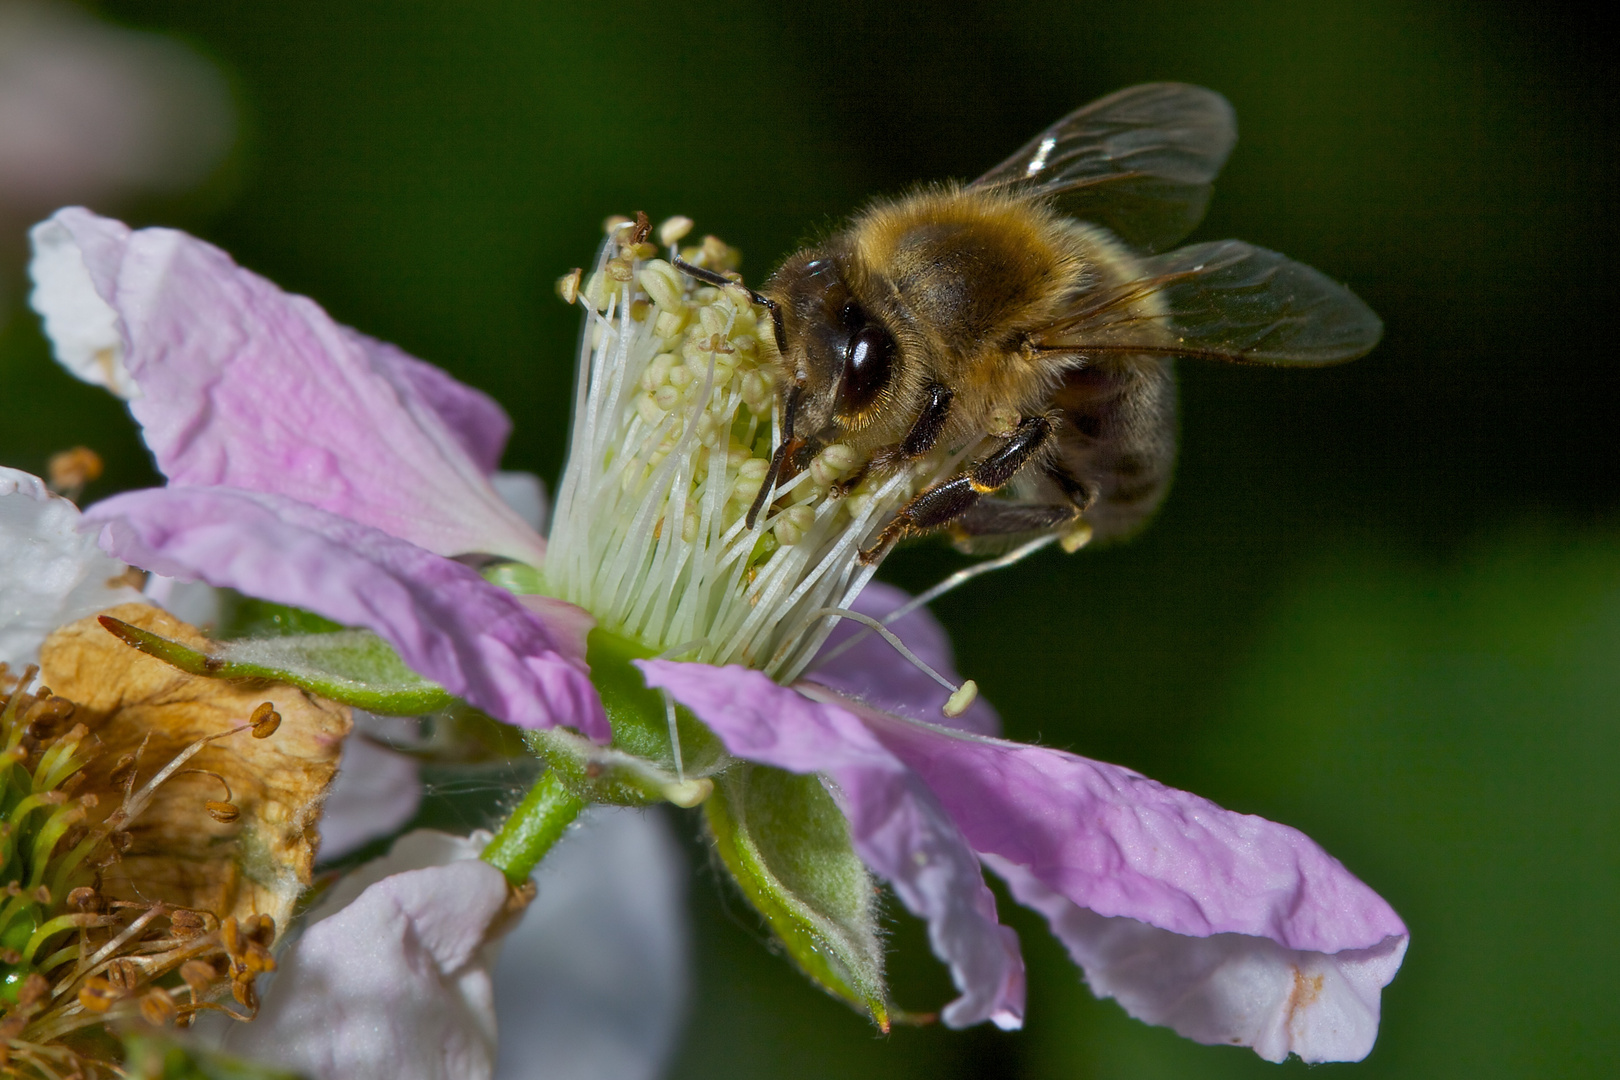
<box><xmin>948</xmin><ymin>501</ymin><xmax>1078</xmax><ymax>543</ymax></box>
<box><xmin>897</xmin><ymin>382</ymin><xmax>955</xmax><ymax>457</ymax></box>
<box><xmin>747</xmin><ymin>384</ymin><xmax>816</xmax><ymax>529</ymax></box>
<box><xmin>859</xmin><ymin>414</ymin><xmax>1053</xmax><ymax>563</ymax></box>
<box><xmin>837</xmin><ymin>382</ymin><xmax>954</xmax><ymax>496</ymax></box>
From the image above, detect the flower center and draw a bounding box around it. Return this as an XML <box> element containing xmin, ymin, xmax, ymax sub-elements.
<box><xmin>546</xmin><ymin>218</ymin><xmax>943</xmax><ymax>678</ymax></box>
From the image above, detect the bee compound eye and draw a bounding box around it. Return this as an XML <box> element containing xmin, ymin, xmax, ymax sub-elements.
<box><xmin>838</xmin><ymin>299</ymin><xmax>865</xmax><ymax>333</ymax></box>
<box><xmin>841</xmin><ymin>323</ymin><xmax>896</xmax><ymax>415</ymax></box>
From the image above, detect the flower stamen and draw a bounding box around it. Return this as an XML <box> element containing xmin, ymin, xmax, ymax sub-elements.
<box><xmin>790</xmin><ymin>607</ymin><xmax>979</xmax><ymax>721</ymax></box>
<box><xmin>811</xmin><ymin>533</ymin><xmax>1060</xmax><ymax>673</ymax></box>
<box><xmin>547</xmin><ymin>218</ymin><xmax>969</xmax><ymax>679</ymax></box>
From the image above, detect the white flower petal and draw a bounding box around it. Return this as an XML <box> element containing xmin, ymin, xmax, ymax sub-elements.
<box><xmin>317</xmin><ymin>734</ymin><xmax>424</xmax><ymax>862</ymax></box>
<box><xmin>0</xmin><ymin>466</ymin><xmax>141</xmax><ymax>664</ymax></box>
<box><xmin>225</xmin><ymin>814</ymin><xmax>689</xmax><ymax>1080</ymax></box>
<box><xmin>305</xmin><ymin>828</ymin><xmax>486</xmax><ymax>924</ymax></box>
<box><xmin>226</xmin><ymin>831</ymin><xmax>509</xmax><ymax>1080</ymax></box>
<box><xmin>142</xmin><ymin>573</ymin><xmax>222</xmax><ymax>627</ymax></box>
<box><xmin>494</xmin><ymin>806</ymin><xmax>689</xmax><ymax>1080</ymax></box>
<box><xmin>26</xmin><ymin>215</ymin><xmax>137</xmax><ymax>397</ymax></box>
<box><xmin>986</xmin><ymin>854</ymin><xmax>1407</xmax><ymax>1063</ymax></box>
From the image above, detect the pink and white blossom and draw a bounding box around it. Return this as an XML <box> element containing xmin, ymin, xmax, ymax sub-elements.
<box><xmin>27</xmin><ymin>207</ymin><xmax>1408</xmax><ymax>1063</ymax></box>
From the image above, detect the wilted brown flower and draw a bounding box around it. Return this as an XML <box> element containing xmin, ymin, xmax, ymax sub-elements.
<box><xmin>38</xmin><ymin>603</ymin><xmax>350</xmax><ymax>928</ymax></box>
<box><xmin>0</xmin><ymin>602</ymin><xmax>350</xmax><ymax>1073</ymax></box>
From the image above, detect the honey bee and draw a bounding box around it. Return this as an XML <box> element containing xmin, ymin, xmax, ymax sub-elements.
<box><xmin>677</xmin><ymin>83</ymin><xmax>1381</xmax><ymax>561</ymax></box>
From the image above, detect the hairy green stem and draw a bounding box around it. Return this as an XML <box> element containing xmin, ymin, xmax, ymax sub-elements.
<box><xmin>480</xmin><ymin>770</ymin><xmax>585</xmax><ymax>884</ymax></box>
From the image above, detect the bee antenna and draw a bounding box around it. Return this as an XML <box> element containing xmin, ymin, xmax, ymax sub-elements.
<box><xmin>747</xmin><ymin>385</ymin><xmax>803</xmax><ymax>530</ymax></box>
<box><xmin>672</xmin><ymin>256</ymin><xmax>786</xmax><ymax>355</ymax></box>
<box><xmin>746</xmin><ymin>445</ymin><xmax>787</xmax><ymax>531</ymax></box>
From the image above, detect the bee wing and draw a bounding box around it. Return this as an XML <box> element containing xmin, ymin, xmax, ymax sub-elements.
<box><xmin>1032</xmin><ymin>240</ymin><xmax>1383</xmax><ymax>365</ymax></box>
<box><xmin>971</xmin><ymin>83</ymin><xmax>1237</xmax><ymax>251</ymax></box>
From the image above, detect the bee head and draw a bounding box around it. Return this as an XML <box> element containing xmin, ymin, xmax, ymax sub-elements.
<box><xmin>733</xmin><ymin>251</ymin><xmax>898</xmax><ymax>528</ymax></box>
<box><xmin>767</xmin><ymin>252</ymin><xmax>898</xmax><ymax>441</ymax></box>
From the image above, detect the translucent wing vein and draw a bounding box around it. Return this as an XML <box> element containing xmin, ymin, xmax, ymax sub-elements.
<box><xmin>1033</xmin><ymin>241</ymin><xmax>1383</xmax><ymax>366</ymax></box>
<box><xmin>972</xmin><ymin>83</ymin><xmax>1238</xmax><ymax>250</ymax></box>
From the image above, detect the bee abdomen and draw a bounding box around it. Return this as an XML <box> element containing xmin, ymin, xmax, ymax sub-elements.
<box><xmin>1048</xmin><ymin>357</ymin><xmax>1178</xmax><ymax>542</ymax></box>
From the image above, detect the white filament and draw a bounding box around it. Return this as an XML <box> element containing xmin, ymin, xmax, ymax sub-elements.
<box><xmin>811</xmin><ymin>532</ymin><xmax>1058</xmax><ymax>672</ymax></box>
<box><xmin>788</xmin><ymin>606</ymin><xmax>960</xmax><ymax>694</ymax></box>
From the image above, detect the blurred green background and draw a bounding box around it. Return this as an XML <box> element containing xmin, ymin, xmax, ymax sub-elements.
<box><xmin>2</xmin><ymin>1</ymin><xmax>1615</xmax><ymax>1076</ymax></box>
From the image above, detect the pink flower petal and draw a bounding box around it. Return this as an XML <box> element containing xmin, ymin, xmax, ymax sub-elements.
<box><xmin>806</xmin><ymin>580</ymin><xmax>1000</xmax><ymax>735</ymax></box>
<box><xmin>29</xmin><ymin>207</ymin><xmax>543</xmax><ymax>564</ymax></box>
<box><xmin>350</xmin><ymin>332</ymin><xmax>513</xmax><ymax>475</ymax></box>
<box><xmin>986</xmin><ymin>855</ymin><xmax>1406</xmax><ymax>1063</ymax></box>
<box><xmin>86</xmin><ymin>485</ymin><xmax>606</xmax><ymax>736</ymax></box>
<box><xmin>226</xmin><ymin>843</ymin><xmax>510</xmax><ymax>1080</ymax></box>
<box><xmin>638</xmin><ymin>659</ymin><xmax>1025</xmax><ymax>1029</ymax></box>
<box><xmin>823</xmin><ymin>693</ymin><xmax>1408</xmax><ymax>956</ymax></box>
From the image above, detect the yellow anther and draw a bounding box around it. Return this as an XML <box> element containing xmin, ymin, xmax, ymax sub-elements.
<box><xmin>250</xmin><ymin>701</ymin><xmax>281</xmax><ymax>738</ymax></box>
<box><xmin>206</xmin><ymin>800</ymin><xmax>240</xmax><ymax>824</ymax></box>
<box><xmin>583</xmin><ymin>270</ymin><xmax>609</xmax><ymax>311</ymax></box>
<box><xmin>654</xmin><ymin>308</ymin><xmax>687</xmax><ymax>340</ymax></box>
<box><xmin>774</xmin><ymin>506</ymin><xmax>816</xmax><ymax>546</ymax></box>
<box><xmin>231</xmin><ymin>977</ymin><xmax>259</xmax><ymax>1010</ymax></box>
<box><xmin>140</xmin><ymin>986</ymin><xmax>179</xmax><ymax>1027</ymax></box>
<box><xmin>943</xmin><ymin>679</ymin><xmax>979</xmax><ymax>719</ymax></box>
<box><xmin>555</xmin><ymin>268</ymin><xmax>582</xmax><ymax>305</ymax></box>
<box><xmin>1060</xmin><ymin>520</ymin><xmax>1094</xmax><ymax>553</ymax></box>
<box><xmin>107</xmin><ymin>957</ymin><xmax>140</xmax><ymax>991</ymax></box>
<box><xmin>739</xmin><ymin>372</ymin><xmax>772</xmax><ymax>413</ymax></box>
<box><xmin>78</xmin><ymin>976</ymin><xmax>120</xmax><ymax>1013</ymax></box>
<box><xmin>658</xmin><ymin>215</ymin><xmax>694</xmax><ymax>246</ymax></box>
<box><xmin>47</xmin><ymin>445</ymin><xmax>104</xmax><ymax>493</ymax></box>
<box><xmin>661</xmin><ymin>777</ymin><xmax>713</xmax><ymax>807</ymax></box>
<box><xmin>641</xmin><ymin>353</ymin><xmax>676</xmax><ymax>391</ymax></box>
<box><xmin>639</xmin><ymin>260</ymin><xmax>684</xmax><ymax>310</ymax></box>
<box><xmin>698</xmin><ymin>304</ymin><xmax>727</xmax><ymax>338</ymax></box>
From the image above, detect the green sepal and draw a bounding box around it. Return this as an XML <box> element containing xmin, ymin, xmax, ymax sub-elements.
<box><xmin>122</xmin><ymin>1034</ymin><xmax>306</xmax><ymax>1079</ymax></box>
<box><xmin>525</xmin><ymin>726</ymin><xmax>708</xmax><ymax>807</ymax></box>
<box><xmin>216</xmin><ymin>596</ymin><xmax>344</xmax><ymax>640</ymax></box>
<box><xmin>482</xmin><ymin>561</ymin><xmax>547</xmax><ymax>596</ymax></box>
<box><xmin>526</xmin><ymin>627</ymin><xmax>731</xmax><ymax>806</ymax></box>
<box><xmin>98</xmin><ymin>615</ymin><xmax>453</xmax><ymax>715</ymax></box>
<box><xmin>705</xmin><ymin>764</ymin><xmax>890</xmax><ymax>1029</ymax></box>
<box><xmin>587</xmin><ymin>628</ymin><xmax>726</xmax><ymax>775</ymax></box>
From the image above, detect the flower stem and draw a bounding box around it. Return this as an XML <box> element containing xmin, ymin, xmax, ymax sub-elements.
<box><xmin>481</xmin><ymin>770</ymin><xmax>584</xmax><ymax>884</ymax></box>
